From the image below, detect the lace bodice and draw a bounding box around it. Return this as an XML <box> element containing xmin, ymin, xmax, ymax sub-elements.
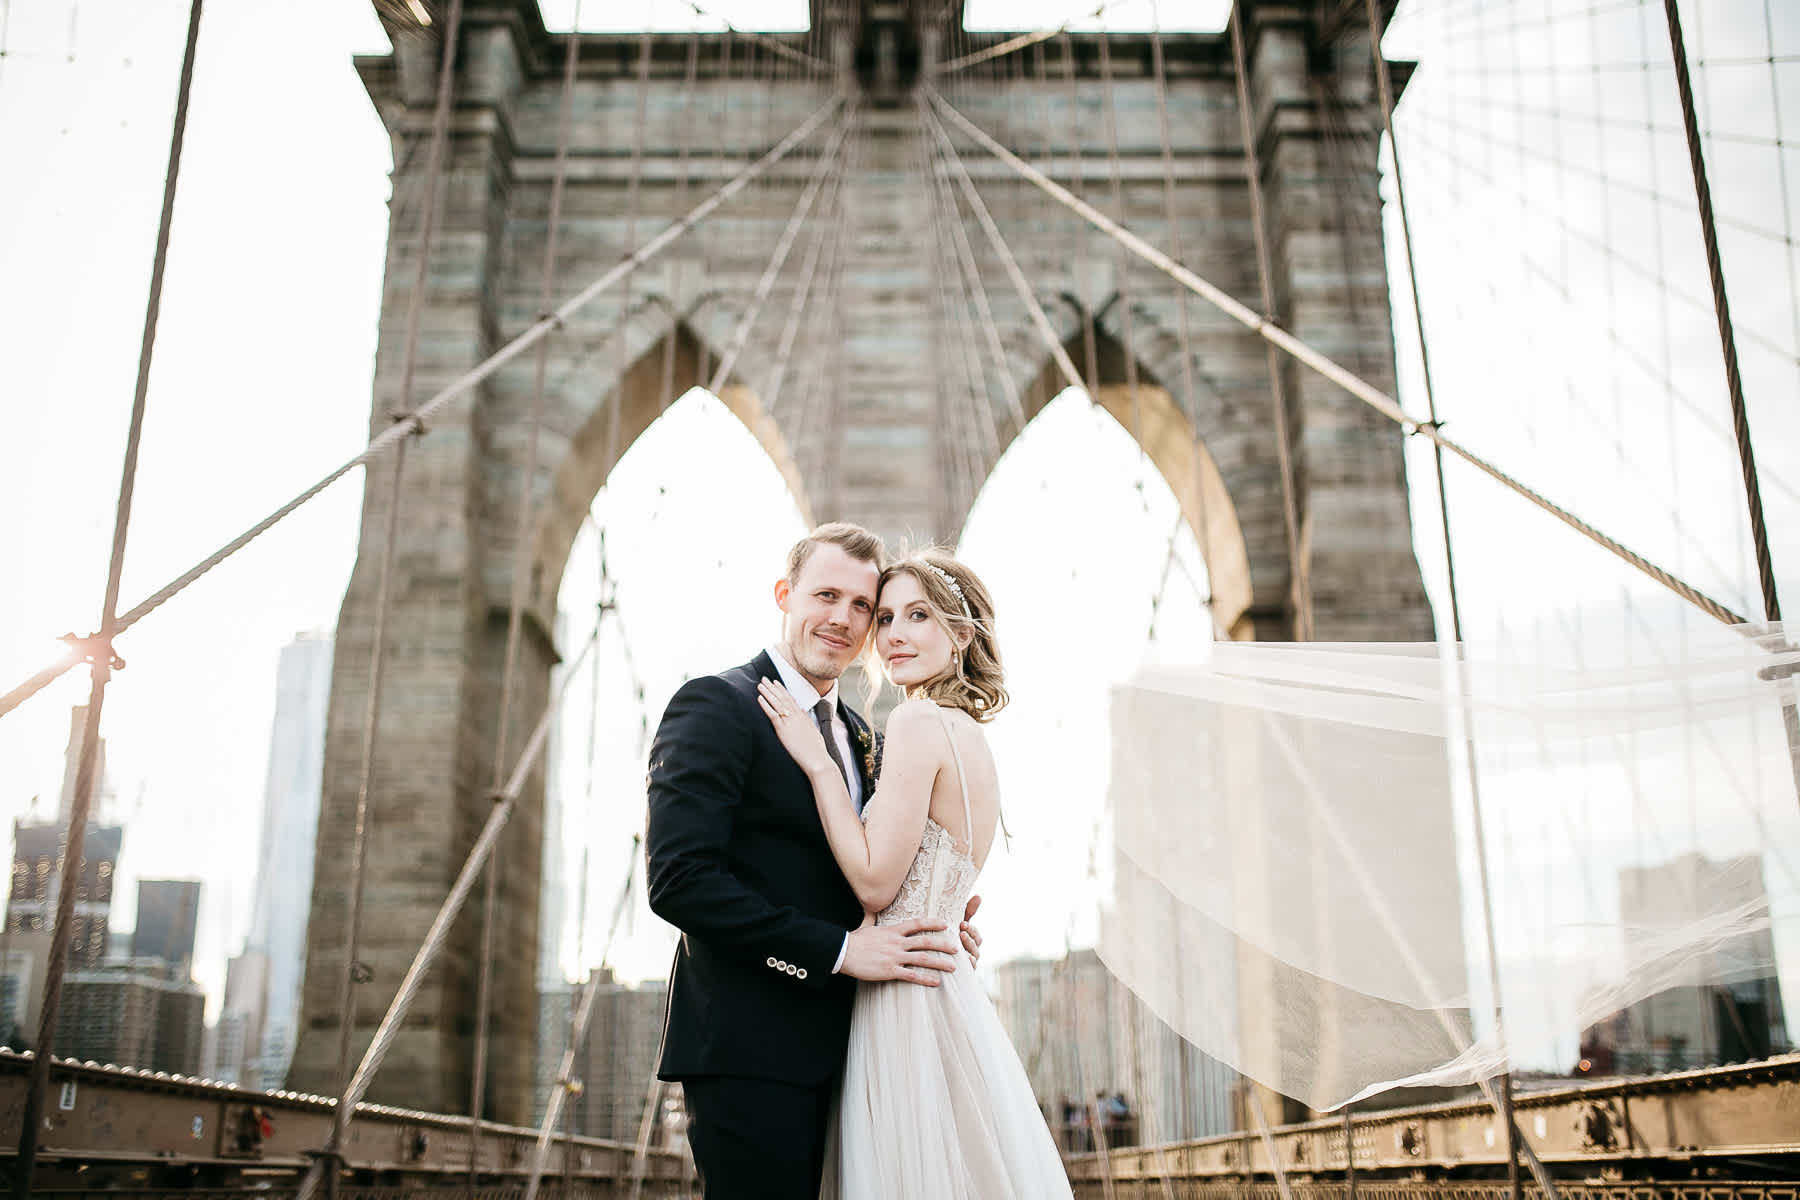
<box><xmin>876</xmin><ymin>817</ymin><xmax>981</xmax><ymax>926</ymax></box>
<box><xmin>871</xmin><ymin>705</ymin><xmax>984</xmax><ymax>928</ymax></box>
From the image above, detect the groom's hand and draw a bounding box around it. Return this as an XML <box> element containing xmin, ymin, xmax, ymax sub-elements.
<box><xmin>839</xmin><ymin>915</ymin><xmax>958</xmax><ymax>986</ymax></box>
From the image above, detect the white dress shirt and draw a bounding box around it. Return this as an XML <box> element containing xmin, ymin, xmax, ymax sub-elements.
<box><xmin>765</xmin><ymin>644</ymin><xmax>864</xmax><ymax>974</ymax></box>
<box><xmin>764</xmin><ymin>643</ymin><xmax>865</xmax><ymax>812</ymax></box>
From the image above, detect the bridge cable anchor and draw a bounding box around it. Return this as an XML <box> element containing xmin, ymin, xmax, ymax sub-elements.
<box><xmin>390</xmin><ymin>410</ymin><xmax>427</xmax><ymax>438</ymax></box>
<box><xmin>59</xmin><ymin>632</ymin><xmax>124</xmax><ymax>673</ymax></box>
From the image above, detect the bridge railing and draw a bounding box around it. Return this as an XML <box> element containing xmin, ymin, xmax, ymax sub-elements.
<box><xmin>0</xmin><ymin>1051</ymin><xmax>697</xmax><ymax>1197</ymax></box>
<box><xmin>1065</xmin><ymin>1056</ymin><xmax>1800</xmax><ymax>1198</ymax></box>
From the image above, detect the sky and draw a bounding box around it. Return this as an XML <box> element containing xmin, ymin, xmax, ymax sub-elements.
<box><xmin>0</xmin><ymin>0</ymin><xmax>1797</xmax><ymax>1081</ymax></box>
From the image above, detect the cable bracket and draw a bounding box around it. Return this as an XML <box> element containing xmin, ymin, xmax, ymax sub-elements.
<box><xmin>59</xmin><ymin>632</ymin><xmax>124</xmax><ymax>673</ymax></box>
<box><xmin>390</xmin><ymin>410</ymin><xmax>427</xmax><ymax>438</ymax></box>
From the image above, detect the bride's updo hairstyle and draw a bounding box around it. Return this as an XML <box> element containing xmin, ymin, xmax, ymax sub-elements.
<box><xmin>877</xmin><ymin>549</ymin><xmax>1008</xmax><ymax>722</ymax></box>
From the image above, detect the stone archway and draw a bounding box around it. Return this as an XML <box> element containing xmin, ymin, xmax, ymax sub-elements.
<box><xmin>298</xmin><ymin>0</ymin><xmax>1432</xmax><ymax>1124</ymax></box>
<box><xmin>533</xmin><ymin>321</ymin><xmax>809</xmax><ymax>610</ymax></box>
<box><xmin>978</xmin><ymin>328</ymin><xmax>1266</xmax><ymax>641</ymax></box>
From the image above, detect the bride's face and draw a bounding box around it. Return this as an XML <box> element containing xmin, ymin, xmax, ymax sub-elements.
<box><xmin>875</xmin><ymin>572</ymin><xmax>956</xmax><ymax>689</ymax></box>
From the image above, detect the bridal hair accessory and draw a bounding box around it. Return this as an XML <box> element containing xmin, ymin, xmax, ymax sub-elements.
<box><xmin>928</xmin><ymin>564</ymin><xmax>974</xmax><ymax>618</ymax></box>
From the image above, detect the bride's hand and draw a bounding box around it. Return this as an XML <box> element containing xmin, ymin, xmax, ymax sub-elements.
<box><xmin>756</xmin><ymin>678</ymin><xmax>836</xmax><ymax>776</ymax></box>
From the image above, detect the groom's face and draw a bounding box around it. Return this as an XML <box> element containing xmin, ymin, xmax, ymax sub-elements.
<box><xmin>774</xmin><ymin>543</ymin><xmax>880</xmax><ymax>690</ymax></box>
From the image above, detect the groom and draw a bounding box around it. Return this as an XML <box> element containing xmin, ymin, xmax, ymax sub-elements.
<box><xmin>645</xmin><ymin>521</ymin><xmax>979</xmax><ymax>1199</ymax></box>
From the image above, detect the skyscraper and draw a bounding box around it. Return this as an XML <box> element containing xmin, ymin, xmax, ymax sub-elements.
<box><xmin>993</xmin><ymin>949</ymin><xmax>1236</xmax><ymax>1147</ymax></box>
<box><xmin>1579</xmin><ymin>853</ymin><xmax>1790</xmax><ymax>1074</ymax></box>
<box><xmin>130</xmin><ymin>879</ymin><xmax>201</xmax><ymax>970</ymax></box>
<box><xmin>57</xmin><ymin>957</ymin><xmax>206</xmax><ymax>1076</ymax></box>
<box><xmin>6</xmin><ymin>821</ymin><xmax>121</xmax><ymax>972</ymax></box>
<box><xmin>58</xmin><ymin>704</ymin><xmax>107</xmax><ymax>825</ymax></box>
<box><xmin>531</xmin><ymin>968</ymin><xmax>672</xmax><ymax>1144</ymax></box>
<box><xmin>1</xmin><ymin>706</ymin><xmax>124</xmax><ymax>1044</ymax></box>
<box><xmin>230</xmin><ymin>632</ymin><xmax>333</xmax><ymax>1091</ymax></box>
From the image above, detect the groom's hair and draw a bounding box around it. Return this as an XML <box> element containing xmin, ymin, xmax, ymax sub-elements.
<box><xmin>784</xmin><ymin>521</ymin><xmax>886</xmax><ymax>584</ymax></box>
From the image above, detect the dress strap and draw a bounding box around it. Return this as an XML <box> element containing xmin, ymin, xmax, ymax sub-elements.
<box><xmin>933</xmin><ymin>704</ymin><xmax>975</xmax><ymax>853</ymax></box>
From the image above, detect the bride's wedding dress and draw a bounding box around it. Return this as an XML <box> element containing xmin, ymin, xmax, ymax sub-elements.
<box><xmin>819</xmin><ymin>708</ymin><xmax>1075</xmax><ymax>1200</ymax></box>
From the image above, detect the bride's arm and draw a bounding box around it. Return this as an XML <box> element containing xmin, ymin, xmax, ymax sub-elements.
<box><xmin>757</xmin><ymin>683</ymin><xmax>940</xmax><ymax>910</ymax></box>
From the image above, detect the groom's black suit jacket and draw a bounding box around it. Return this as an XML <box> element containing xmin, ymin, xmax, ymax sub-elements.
<box><xmin>645</xmin><ymin>651</ymin><xmax>873</xmax><ymax>1086</ymax></box>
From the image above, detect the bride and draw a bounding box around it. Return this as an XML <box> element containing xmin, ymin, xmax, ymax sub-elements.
<box><xmin>756</xmin><ymin>548</ymin><xmax>1074</xmax><ymax>1199</ymax></box>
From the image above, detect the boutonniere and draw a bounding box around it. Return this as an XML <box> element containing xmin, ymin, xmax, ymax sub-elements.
<box><xmin>854</xmin><ymin>726</ymin><xmax>882</xmax><ymax>782</ymax></box>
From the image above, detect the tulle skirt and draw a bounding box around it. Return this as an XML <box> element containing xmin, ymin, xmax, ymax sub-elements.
<box><xmin>819</xmin><ymin>958</ymin><xmax>1075</xmax><ymax>1200</ymax></box>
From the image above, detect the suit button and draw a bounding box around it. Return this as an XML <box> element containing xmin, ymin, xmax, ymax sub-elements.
<box><xmin>785</xmin><ymin>964</ymin><xmax>797</xmax><ymax>975</ymax></box>
<box><xmin>766</xmin><ymin>957</ymin><xmax>778</xmax><ymax>968</ymax></box>
<box><xmin>796</xmin><ymin>968</ymin><xmax>808</xmax><ymax>980</ymax></box>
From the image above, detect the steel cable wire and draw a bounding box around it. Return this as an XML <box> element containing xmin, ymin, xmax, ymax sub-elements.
<box><xmin>468</xmin><ymin>2</ymin><xmax>589</xmax><ymax>1175</ymax></box>
<box><xmin>926</xmin><ymin>88</ymin><xmax>1752</xmax><ymax>629</ymax></box>
<box><xmin>325</xmin><ymin>6</ymin><xmax>465</xmax><ymax>1192</ymax></box>
<box><xmin>1365</xmin><ymin>4</ymin><xmax>1545</xmax><ymax>1195</ymax></box>
<box><xmin>0</xmin><ymin>94</ymin><xmax>847</xmax><ymax>724</ymax></box>
<box><xmin>291</xmin><ymin>616</ymin><xmax>605</xmax><ymax>1200</ymax></box>
<box><xmin>1228</xmin><ymin>0</ymin><xmax>1311</xmax><ymax>641</ymax></box>
<box><xmin>11</xmin><ymin>3</ymin><xmax>203</xmax><ymax>1194</ymax></box>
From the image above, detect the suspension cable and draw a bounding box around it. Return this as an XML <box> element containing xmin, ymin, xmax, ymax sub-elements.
<box><xmin>1228</xmin><ymin>2</ymin><xmax>1312</xmax><ymax>640</ymax></box>
<box><xmin>1147</xmin><ymin>10</ymin><xmax>1217</xmax><ymax>639</ymax></box>
<box><xmin>820</xmin><ymin>111</ymin><xmax>855</xmax><ymax>517</ymax></box>
<box><xmin>468</xmin><ymin>1</ymin><xmax>586</xmax><ymax>1173</ymax></box>
<box><xmin>1659</xmin><ymin>0</ymin><xmax>1800</xmax><ymax>804</ymax></box>
<box><xmin>937</xmin><ymin>5</ymin><xmax>1113</xmax><ymax>75</ymax></box>
<box><xmin>785</xmin><ymin>160</ymin><xmax>850</xmax><ymax>481</ymax></box>
<box><xmin>795</xmin><ymin>101</ymin><xmax>857</xmax><ymax>516</ymax></box>
<box><xmin>1374</xmin><ymin>111</ymin><xmax>1800</xmax><ymax>515</ymax></box>
<box><xmin>923</xmin><ymin>165</ymin><xmax>971</xmax><ymax>519</ymax></box>
<box><xmin>683</xmin><ymin>0</ymin><xmax>829</xmax><ymax>73</ymax></box>
<box><xmin>925</xmin><ymin>129</ymin><xmax>1011</xmax><ymax>457</ymax></box>
<box><xmin>1244</xmin><ymin>1084</ymin><xmax>1299</xmax><ymax>1200</ymax></box>
<box><xmin>602</xmin><ymin>31</ymin><xmax>656</xmax><ymax>497</ymax></box>
<box><xmin>656</xmin><ymin>27</ymin><xmax>704</xmax><ymax>418</ymax></box>
<box><xmin>12</xmin><ymin>4</ymin><xmax>202</xmax><ymax>1195</ymax></box>
<box><xmin>920</xmin><ymin>97</ymin><xmax>1084</xmax><ymax>392</ymax></box>
<box><xmin>1397</xmin><ymin>97</ymin><xmax>1800</xmax><ymax>367</ymax></box>
<box><xmin>327</xmin><ymin>5</ymin><xmax>464</xmax><ymax>1190</ymax></box>
<box><xmin>759</xmin><ymin>19</ymin><xmax>842</xmax><ymax>426</ymax></box>
<box><xmin>523</xmin><ymin>835</ymin><xmax>642</xmax><ymax>1200</ymax></box>
<box><xmin>923</xmin><ymin>16</ymin><xmax>984</xmax><ymax>515</ymax></box>
<box><xmin>1661</xmin><ymin>0</ymin><xmax>1784</xmax><ymax>626</ymax></box>
<box><xmin>1109</xmin><ymin>20</ymin><xmax>1187</xmax><ymax>1136</ymax></box>
<box><xmin>1057</xmin><ymin>36</ymin><xmax>1105</xmax><ymax>411</ymax></box>
<box><xmin>291</xmin><ymin>615</ymin><xmax>604</xmax><ymax>1200</ymax></box>
<box><xmin>0</xmin><ymin>92</ymin><xmax>847</xmax><ymax>725</ymax></box>
<box><xmin>926</xmin><ymin>88</ymin><xmax>1751</xmax><ymax>629</ymax></box>
<box><xmin>1359</xmin><ymin>4</ymin><xmax>1543</xmax><ymax>1196</ymax></box>
<box><xmin>784</xmin><ymin>111</ymin><xmax>855</xmax><ymax>509</ymax></box>
<box><xmin>1096</xmin><ymin>33</ymin><xmax>1147</xmax><ymax>479</ymax></box>
<box><xmin>708</xmin><ymin>109</ymin><xmax>853</xmax><ymax>394</ymax></box>
<box><xmin>763</xmin><ymin>153</ymin><xmax>846</xmax><ymax>423</ymax></box>
<box><xmin>919</xmin><ymin>104</ymin><xmax>996</xmax><ymax>511</ymax></box>
<box><xmin>929</xmin><ymin>141</ymin><xmax>1028</xmax><ymax>434</ymax></box>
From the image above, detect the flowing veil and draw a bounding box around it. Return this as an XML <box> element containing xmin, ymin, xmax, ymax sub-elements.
<box><xmin>1097</xmin><ymin>623</ymin><xmax>1800</xmax><ymax>1111</ymax></box>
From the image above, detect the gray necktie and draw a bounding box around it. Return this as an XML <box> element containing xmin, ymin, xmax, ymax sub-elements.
<box><xmin>813</xmin><ymin>697</ymin><xmax>854</xmax><ymax>797</ymax></box>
